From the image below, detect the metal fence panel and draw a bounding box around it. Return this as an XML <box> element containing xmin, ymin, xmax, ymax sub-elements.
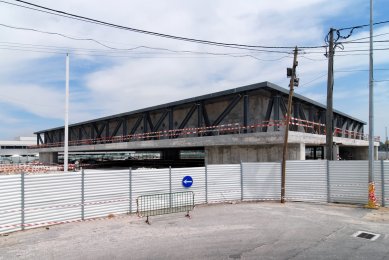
<box><xmin>286</xmin><ymin>160</ymin><xmax>327</xmax><ymax>203</ymax></box>
<box><xmin>0</xmin><ymin>175</ymin><xmax>21</xmax><ymax>234</ymax></box>
<box><xmin>24</xmin><ymin>173</ymin><xmax>81</xmax><ymax>229</ymax></box>
<box><xmin>137</xmin><ymin>191</ymin><xmax>194</xmax><ymax>218</ymax></box>
<box><xmin>171</xmin><ymin>167</ymin><xmax>206</xmax><ymax>204</ymax></box>
<box><xmin>132</xmin><ymin>168</ymin><xmax>170</xmax><ymax>213</ymax></box>
<box><xmin>242</xmin><ymin>162</ymin><xmax>280</xmax><ymax>201</ymax></box>
<box><xmin>329</xmin><ymin>161</ymin><xmax>368</xmax><ymax>204</ymax></box>
<box><xmin>207</xmin><ymin>164</ymin><xmax>241</xmax><ymax>203</ymax></box>
<box><xmin>84</xmin><ymin>170</ymin><xmax>129</xmax><ymax>218</ymax></box>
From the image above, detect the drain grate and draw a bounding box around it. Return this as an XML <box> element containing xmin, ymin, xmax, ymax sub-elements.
<box><xmin>353</xmin><ymin>231</ymin><xmax>380</xmax><ymax>241</ymax></box>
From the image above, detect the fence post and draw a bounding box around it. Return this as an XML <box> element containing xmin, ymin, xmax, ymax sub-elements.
<box><xmin>205</xmin><ymin>163</ymin><xmax>208</xmax><ymax>204</ymax></box>
<box><xmin>240</xmin><ymin>161</ymin><xmax>244</xmax><ymax>201</ymax></box>
<box><xmin>169</xmin><ymin>166</ymin><xmax>172</xmax><ymax>209</ymax></box>
<box><xmin>381</xmin><ymin>160</ymin><xmax>385</xmax><ymax>207</ymax></box>
<box><xmin>81</xmin><ymin>169</ymin><xmax>85</xmax><ymax>221</ymax></box>
<box><xmin>327</xmin><ymin>160</ymin><xmax>331</xmax><ymax>203</ymax></box>
<box><xmin>129</xmin><ymin>167</ymin><xmax>132</xmax><ymax>214</ymax></box>
<box><xmin>21</xmin><ymin>172</ymin><xmax>25</xmax><ymax>231</ymax></box>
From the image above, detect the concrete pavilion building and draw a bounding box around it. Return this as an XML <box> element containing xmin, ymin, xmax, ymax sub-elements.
<box><xmin>32</xmin><ymin>82</ymin><xmax>376</xmax><ymax>165</ymax></box>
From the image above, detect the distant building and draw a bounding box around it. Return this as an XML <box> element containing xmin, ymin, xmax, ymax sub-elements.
<box><xmin>0</xmin><ymin>137</ymin><xmax>38</xmax><ymax>164</ymax></box>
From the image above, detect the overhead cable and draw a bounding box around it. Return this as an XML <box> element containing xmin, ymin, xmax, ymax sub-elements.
<box><xmin>2</xmin><ymin>0</ymin><xmax>326</xmax><ymax>50</ymax></box>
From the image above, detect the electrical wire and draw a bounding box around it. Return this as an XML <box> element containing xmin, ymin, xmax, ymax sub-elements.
<box><xmin>337</xmin><ymin>20</ymin><xmax>389</xmax><ymax>31</ymax></box>
<box><xmin>1</xmin><ymin>0</ymin><xmax>326</xmax><ymax>50</ymax></box>
<box><xmin>0</xmin><ymin>43</ymin><xmax>289</xmax><ymax>61</ymax></box>
<box><xmin>0</xmin><ymin>23</ymin><xmax>294</xmax><ymax>60</ymax></box>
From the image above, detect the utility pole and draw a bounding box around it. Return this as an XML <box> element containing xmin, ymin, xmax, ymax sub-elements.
<box><xmin>367</xmin><ymin>0</ymin><xmax>379</xmax><ymax>209</ymax></box>
<box><xmin>326</xmin><ymin>28</ymin><xmax>335</xmax><ymax>161</ymax></box>
<box><xmin>64</xmin><ymin>53</ymin><xmax>69</xmax><ymax>172</ymax></box>
<box><xmin>281</xmin><ymin>46</ymin><xmax>299</xmax><ymax>204</ymax></box>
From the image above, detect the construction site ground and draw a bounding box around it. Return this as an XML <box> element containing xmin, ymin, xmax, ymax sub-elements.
<box><xmin>1</xmin><ymin>202</ymin><xmax>389</xmax><ymax>260</ymax></box>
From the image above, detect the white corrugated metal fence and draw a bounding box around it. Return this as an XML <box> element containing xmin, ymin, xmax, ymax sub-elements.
<box><xmin>1</xmin><ymin>160</ymin><xmax>388</xmax><ymax>234</ymax></box>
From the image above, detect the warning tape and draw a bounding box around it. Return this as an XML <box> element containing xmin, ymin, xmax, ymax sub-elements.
<box><xmin>0</xmin><ymin>213</ymin><xmax>135</xmax><ymax>230</ymax></box>
<box><xmin>30</xmin><ymin>118</ymin><xmax>376</xmax><ymax>149</ymax></box>
<box><xmin>0</xmin><ymin>197</ymin><xmax>130</xmax><ymax>214</ymax></box>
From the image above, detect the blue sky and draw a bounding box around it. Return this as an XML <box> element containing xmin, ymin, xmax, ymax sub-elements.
<box><xmin>0</xmin><ymin>0</ymin><xmax>388</xmax><ymax>141</ymax></box>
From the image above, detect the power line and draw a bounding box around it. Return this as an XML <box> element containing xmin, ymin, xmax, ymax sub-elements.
<box><xmin>0</xmin><ymin>42</ymin><xmax>289</xmax><ymax>61</ymax></box>
<box><xmin>2</xmin><ymin>0</ymin><xmax>326</xmax><ymax>50</ymax></box>
<box><xmin>337</xmin><ymin>20</ymin><xmax>389</xmax><ymax>31</ymax></box>
<box><xmin>0</xmin><ymin>23</ymin><xmax>294</xmax><ymax>60</ymax></box>
<box><xmin>374</xmin><ymin>80</ymin><xmax>389</xmax><ymax>82</ymax></box>
<box><xmin>338</xmin><ymin>32</ymin><xmax>389</xmax><ymax>43</ymax></box>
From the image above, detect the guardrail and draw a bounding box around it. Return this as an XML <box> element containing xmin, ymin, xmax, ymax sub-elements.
<box><xmin>136</xmin><ymin>191</ymin><xmax>194</xmax><ymax>224</ymax></box>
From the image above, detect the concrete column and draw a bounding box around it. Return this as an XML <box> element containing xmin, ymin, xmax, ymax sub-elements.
<box><xmin>333</xmin><ymin>145</ymin><xmax>339</xmax><ymax>160</ymax></box>
<box><xmin>39</xmin><ymin>152</ymin><xmax>58</xmax><ymax>164</ymax></box>
<box><xmin>374</xmin><ymin>146</ymin><xmax>379</xmax><ymax>160</ymax></box>
<box><xmin>299</xmin><ymin>143</ymin><xmax>306</xmax><ymax>160</ymax></box>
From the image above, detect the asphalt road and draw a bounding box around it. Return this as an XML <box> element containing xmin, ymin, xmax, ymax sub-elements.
<box><xmin>1</xmin><ymin>202</ymin><xmax>389</xmax><ymax>260</ymax></box>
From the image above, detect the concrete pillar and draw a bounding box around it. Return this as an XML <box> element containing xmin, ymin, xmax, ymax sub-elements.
<box><xmin>299</xmin><ymin>143</ymin><xmax>306</xmax><ymax>160</ymax></box>
<box><xmin>39</xmin><ymin>152</ymin><xmax>58</xmax><ymax>164</ymax></box>
<box><xmin>333</xmin><ymin>144</ymin><xmax>340</xmax><ymax>160</ymax></box>
<box><xmin>374</xmin><ymin>146</ymin><xmax>378</xmax><ymax>160</ymax></box>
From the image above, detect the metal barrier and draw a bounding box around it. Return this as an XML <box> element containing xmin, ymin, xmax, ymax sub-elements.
<box><xmin>136</xmin><ymin>191</ymin><xmax>194</xmax><ymax>224</ymax></box>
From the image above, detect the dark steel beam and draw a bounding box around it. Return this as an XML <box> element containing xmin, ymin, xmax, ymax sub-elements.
<box><xmin>69</xmin><ymin>128</ymin><xmax>77</xmax><ymax>141</ymax></box>
<box><xmin>152</xmin><ymin>110</ymin><xmax>169</xmax><ymax>132</ymax></box>
<box><xmin>280</xmin><ymin>97</ymin><xmax>288</xmax><ymax>117</ymax></box>
<box><xmin>105</xmin><ymin>121</ymin><xmax>110</xmax><ymax>138</ymax></box>
<box><xmin>262</xmin><ymin>97</ymin><xmax>274</xmax><ymax>132</ymax></box>
<box><xmin>37</xmin><ymin>134</ymin><xmax>43</xmax><ymax>145</ymax></box>
<box><xmin>273</xmin><ymin>95</ymin><xmax>280</xmax><ymax>131</ymax></box>
<box><xmin>78</xmin><ymin>127</ymin><xmax>83</xmax><ymax>141</ymax></box>
<box><xmin>298</xmin><ymin>103</ymin><xmax>308</xmax><ymax>132</ymax></box>
<box><xmin>212</xmin><ymin>94</ymin><xmax>242</xmax><ymax>126</ymax></box>
<box><xmin>146</xmin><ymin>113</ymin><xmax>154</xmax><ymax>132</ymax></box>
<box><xmin>111</xmin><ymin>119</ymin><xmax>123</xmax><ymax>138</ymax></box>
<box><xmin>130</xmin><ymin>115</ymin><xmax>143</xmax><ymax>135</ymax></box>
<box><xmin>202</xmin><ymin>103</ymin><xmax>210</xmax><ymax>127</ymax></box>
<box><xmin>308</xmin><ymin>107</ymin><xmax>315</xmax><ymax>133</ymax></box>
<box><xmin>143</xmin><ymin>113</ymin><xmax>149</xmax><ymax>133</ymax></box>
<box><xmin>169</xmin><ymin>109</ymin><xmax>174</xmax><ymax>130</ymax></box>
<box><xmin>197</xmin><ymin>103</ymin><xmax>203</xmax><ymax>128</ymax></box>
<box><xmin>178</xmin><ymin>104</ymin><xmax>197</xmax><ymax>129</ymax></box>
<box><xmin>243</xmin><ymin>94</ymin><xmax>249</xmax><ymax>133</ymax></box>
<box><xmin>92</xmin><ymin>123</ymin><xmax>105</xmax><ymax>138</ymax></box>
<box><xmin>122</xmin><ymin>117</ymin><xmax>128</xmax><ymax>136</ymax></box>
<box><xmin>292</xmin><ymin>102</ymin><xmax>299</xmax><ymax>131</ymax></box>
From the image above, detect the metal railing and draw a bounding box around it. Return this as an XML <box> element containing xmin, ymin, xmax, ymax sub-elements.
<box><xmin>31</xmin><ymin>118</ymin><xmax>376</xmax><ymax>149</ymax></box>
<box><xmin>136</xmin><ymin>191</ymin><xmax>194</xmax><ymax>224</ymax></box>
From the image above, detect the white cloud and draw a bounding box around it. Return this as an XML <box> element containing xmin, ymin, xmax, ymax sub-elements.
<box><xmin>0</xmin><ymin>0</ymin><xmax>388</xmax><ymax>140</ymax></box>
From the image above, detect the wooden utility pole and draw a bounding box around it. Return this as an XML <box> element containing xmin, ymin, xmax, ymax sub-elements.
<box><xmin>281</xmin><ymin>46</ymin><xmax>298</xmax><ymax>203</ymax></box>
<box><xmin>326</xmin><ymin>28</ymin><xmax>334</xmax><ymax>161</ymax></box>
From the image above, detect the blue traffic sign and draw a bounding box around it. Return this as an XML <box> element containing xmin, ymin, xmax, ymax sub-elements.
<box><xmin>182</xmin><ymin>176</ymin><xmax>193</xmax><ymax>188</ymax></box>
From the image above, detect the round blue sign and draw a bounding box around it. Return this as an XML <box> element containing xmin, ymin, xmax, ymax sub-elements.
<box><xmin>182</xmin><ymin>176</ymin><xmax>193</xmax><ymax>188</ymax></box>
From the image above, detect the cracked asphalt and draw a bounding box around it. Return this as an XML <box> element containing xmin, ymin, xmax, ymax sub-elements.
<box><xmin>1</xmin><ymin>202</ymin><xmax>389</xmax><ymax>260</ymax></box>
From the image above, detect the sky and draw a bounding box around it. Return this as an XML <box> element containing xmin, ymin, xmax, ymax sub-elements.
<box><xmin>0</xmin><ymin>0</ymin><xmax>388</xmax><ymax>141</ymax></box>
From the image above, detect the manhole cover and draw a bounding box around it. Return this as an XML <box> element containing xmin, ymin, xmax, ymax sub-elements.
<box><xmin>353</xmin><ymin>231</ymin><xmax>380</xmax><ymax>241</ymax></box>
